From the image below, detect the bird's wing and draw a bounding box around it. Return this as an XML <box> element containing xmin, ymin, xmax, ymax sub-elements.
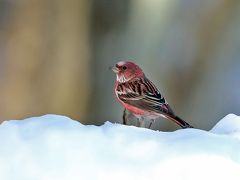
<box><xmin>116</xmin><ymin>77</ymin><xmax>174</xmax><ymax>115</ymax></box>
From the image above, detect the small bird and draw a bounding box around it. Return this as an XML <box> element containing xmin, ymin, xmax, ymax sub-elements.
<box><xmin>111</xmin><ymin>61</ymin><xmax>193</xmax><ymax>129</ymax></box>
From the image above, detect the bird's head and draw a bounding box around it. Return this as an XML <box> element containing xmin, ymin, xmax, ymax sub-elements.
<box><xmin>111</xmin><ymin>61</ymin><xmax>144</xmax><ymax>83</ymax></box>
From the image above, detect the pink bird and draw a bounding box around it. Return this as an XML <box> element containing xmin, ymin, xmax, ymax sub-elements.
<box><xmin>111</xmin><ymin>61</ymin><xmax>193</xmax><ymax>129</ymax></box>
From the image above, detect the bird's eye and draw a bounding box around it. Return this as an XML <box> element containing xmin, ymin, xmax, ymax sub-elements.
<box><xmin>122</xmin><ymin>66</ymin><xmax>127</xmax><ymax>70</ymax></box>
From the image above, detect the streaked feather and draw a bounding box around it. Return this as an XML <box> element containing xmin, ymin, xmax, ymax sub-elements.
<box><xmin>116</xmin><ymin>77</ymin><xmax>174</xmax><ymax>116</ymax></box>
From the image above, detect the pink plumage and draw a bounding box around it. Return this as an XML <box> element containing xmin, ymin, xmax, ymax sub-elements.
<box><xmin>111</xmin><ymin>61</ymin><xmax>193</xmax><ymax>129</ymax></box>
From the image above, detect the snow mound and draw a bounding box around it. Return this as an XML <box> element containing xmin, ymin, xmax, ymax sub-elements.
<box><xmin>211</xmin><ymin>114</ymin><xmax>240</xmax><ymax>138</ymax></box>
<box><xmin>0</xmin><ymin>114</ymin><xmax>240</xmax><ymax>180</ymax></box>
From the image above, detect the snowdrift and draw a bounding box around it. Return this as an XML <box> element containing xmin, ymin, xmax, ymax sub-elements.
<box><xmin>0</xmin><ymin>114</ymin><xmax>240</xmax><ymax>180</ymax></box>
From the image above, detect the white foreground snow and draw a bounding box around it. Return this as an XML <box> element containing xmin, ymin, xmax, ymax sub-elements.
<box><xmin>0</xmin><ymin>114</ymin><xmax>240</xmax><ymax>180</ymax></box>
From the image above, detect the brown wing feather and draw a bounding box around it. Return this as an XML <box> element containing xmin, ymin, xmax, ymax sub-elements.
<box><xmin>116</xmin><ymin>77</ymin><xmax>194</xmax><ymax>128</ymax></box>
<box><xmin>116</xmin><ymin>77</ymin><xmax>175</xmax><ymax>116</ymax></box>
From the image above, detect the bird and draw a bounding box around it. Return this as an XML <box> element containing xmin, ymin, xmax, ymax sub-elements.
<box><xmin>111</xmin><ymin>61</ymin><xmax>193</xmax><ymax>129</ymax></box>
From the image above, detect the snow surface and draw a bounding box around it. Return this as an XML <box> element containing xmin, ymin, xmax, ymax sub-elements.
<box><xmin>0</xmin><ymin>114</ymin><xmax>240</xmax><ymax>180</ymax></box>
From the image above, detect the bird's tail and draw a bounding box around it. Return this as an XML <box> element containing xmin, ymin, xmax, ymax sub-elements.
<box><xmin>166</xmin><ymin>115</ymin><xmax>194</xmax><ymax>129</ymax></box>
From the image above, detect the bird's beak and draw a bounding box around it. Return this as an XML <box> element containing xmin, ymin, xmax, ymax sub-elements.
<box><xmin>110</xmin><ymin>66</ymin><xmax>119</xmax><ymax>73</ymax></box>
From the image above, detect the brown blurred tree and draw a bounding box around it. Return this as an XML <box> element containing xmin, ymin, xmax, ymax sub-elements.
<box><xmin>0</xmin><ymin>0</ymin><xmax>91</xmax><ymax>122</ymax></box>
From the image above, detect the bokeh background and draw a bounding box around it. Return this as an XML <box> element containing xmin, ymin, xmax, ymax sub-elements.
<box><xmin>0</xmin><ymin>0</ymin><xmax>240</xmax><ymax>130</ymax></box>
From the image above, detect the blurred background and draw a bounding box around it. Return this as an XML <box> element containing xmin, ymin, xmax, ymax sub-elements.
<box><xmin>0</xmin><ymin>0</ymin><xmax>240</xmax><ymax>130</ymax></box>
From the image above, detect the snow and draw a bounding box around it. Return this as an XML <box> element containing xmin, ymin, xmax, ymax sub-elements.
<box><xmin>0</xmin><ymin>114</ymin><xmax>240</xmax><ymax>180</ymax></box>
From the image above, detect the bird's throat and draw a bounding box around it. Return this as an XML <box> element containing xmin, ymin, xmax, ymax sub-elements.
<box><xmin>117</xmin><ymin>74</ymin><xmax>128</xmax><ymax>83</ymax></box>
